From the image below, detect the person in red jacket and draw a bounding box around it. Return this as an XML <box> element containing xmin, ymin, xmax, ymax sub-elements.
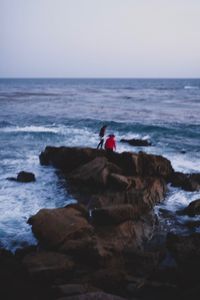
<box><xmin>104</xmin><ymin>134</ymin><xmax>116</xmax><ymax>152</ymax></box>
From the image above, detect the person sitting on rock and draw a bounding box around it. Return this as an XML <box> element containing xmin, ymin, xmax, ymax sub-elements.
<box><xmin>97</xmin><ymin>125</ymin><xmax>107</xmax><ymax>149</ymax></box>
<box><xmin>105</xmin><ymin>134</ymin><xmax>116</xmax><ymax>153</ymax></box>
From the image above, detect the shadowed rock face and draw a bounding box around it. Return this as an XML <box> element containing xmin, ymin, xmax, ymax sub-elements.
<box><xmin>39</xmin><ymin>146</ymin><xmax>174</xmax><ymax>179</ymax></box>
<box><xmin>170</xmin><ymin>172</ymin><xmax>200</xmax><ymax>191</ymax></box>
<box><xmin>177</xmin><ymin>198</ymin><xmax>200</xmax><ymax>217</ymax></box>
<box><xmin>17</xmin><ymin>171</ymin><xmax>36</xmax><ymax>182</ymax></box>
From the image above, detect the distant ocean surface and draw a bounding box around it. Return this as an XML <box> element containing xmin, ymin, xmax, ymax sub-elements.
<box><xmin>0</xmin><ymin>78</ymin><xmax>200</xmax><ymax>251</ymax></box>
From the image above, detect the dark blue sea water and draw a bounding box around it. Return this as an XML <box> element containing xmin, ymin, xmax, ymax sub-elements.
<box><xmin>0</xmin><ymin>78</ymin><xmax>200</xmax><ymax>251</ymax></box>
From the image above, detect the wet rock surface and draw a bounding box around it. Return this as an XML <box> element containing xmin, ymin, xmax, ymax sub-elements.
<box><xmin>7</xmin><ymin>171</ymin><xmax>36</xmax><ymax>183</ymax></box>
<box><xmin>2</xmin><ymin>146</ymin><xmax>200</xmax><ymax>299</ymax></box>
<box><xmin>177</xmin><ymin>198</ymin><xmax>200</xmax><ymax>216</ymax></box>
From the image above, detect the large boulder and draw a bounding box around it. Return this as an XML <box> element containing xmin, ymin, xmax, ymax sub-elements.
<box><xmin>94</xmin><ymin>214</ymin><xmax>155</xmax><ymax>256</ymax></box>
<box><xmin>178</xmin><ymin>199</ymin><xmax>200</xmax><ymax>216</ymax></box>
<box><xmin>136</xmin><ymin>152</ymin><xmax>173</xmax><ymax>179</ymax></box>
<box><xmin>28</xmin><ymin>204</ymin><xmax>94</xmax><ymax>252</ymax></box>
<box><xmin>17</xmin><ymin>171</ymin><xmax>36</xmax><ymax>182</ymax></box>
<box><xmin>7</xmin><ymin>171</ymin><xmax>36</xmax><ymax>182</ymax></box>
<box><xmin>89</xmin><ymin>177</ymin><xmax>166</xmax><ymax>212</ymax></box>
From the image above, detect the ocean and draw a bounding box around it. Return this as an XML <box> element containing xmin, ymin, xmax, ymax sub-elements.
<box><xmin>0</xmin><ymin>78</ymin><xmax>200</xmax><ymax>251</ymax></box>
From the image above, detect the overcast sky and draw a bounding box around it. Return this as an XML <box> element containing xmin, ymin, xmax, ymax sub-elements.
<box><xmin>1</xmin><ymin>0</ymin><xmax>200</xmax><ymax>78</ymax></box>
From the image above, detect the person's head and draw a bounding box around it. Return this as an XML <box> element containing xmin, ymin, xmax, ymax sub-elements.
<box><xmin>109</xmin><ymin>134</ymin><xmax>115</xmax><ymax>138</ymax></box>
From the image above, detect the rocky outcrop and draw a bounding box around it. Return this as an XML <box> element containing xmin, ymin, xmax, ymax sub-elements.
<box><xmin>120</xmin><ymin>138</ymin><xmax>151</xmax><ymax>146</ymax></box>
<box><xmin>177</xmin><ymin>199</ymin><xmax>200</xmax><ymax>216</ymax></box>
<box><xmin>28</xmin><ymin>204</ymin><xmax>94</xmax><ymax>253</ymax></box>
<box><xmin>170</xmin><ymin>172</ymin><xmax>200</xmax><ymax>191</ymax></box>
<box><xmin>18</xmin><ymin>146</ymin><xmax>200</xmax><ymax>299</ymax></box>
<box><xmin>28</xmin><ymin>204</ymin><xmax>156</xmax><ymax>264</ymax></box>
<box><xmin>39</xmin><ymin>146</ymin><xmax>174</xmax><ymax>179</ymax></box>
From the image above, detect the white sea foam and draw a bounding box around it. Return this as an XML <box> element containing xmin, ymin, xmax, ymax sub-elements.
<box><xmin>0</xmin><ymin>125</ymin><xmax>60</xmax><ymax>133</ymax></box>
<box><xmin>156</xmin><ymin>187</ymin><xmax>200</xmax><ymax>219</ymax></box>
<box><xmin>168</xmin><ymin>154</ymin><xmax>200</xmax><ymax>173</ymax></box>
<box><xmin>184</xmin><ymin>85</ymin><xmax>199</xmax><ymax>90</ymax></box>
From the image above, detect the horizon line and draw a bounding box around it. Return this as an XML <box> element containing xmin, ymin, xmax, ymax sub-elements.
<box><xmin>0</xmin><ymin>76</ymin><xmax>200</xmax><ymax>80</ymax></box>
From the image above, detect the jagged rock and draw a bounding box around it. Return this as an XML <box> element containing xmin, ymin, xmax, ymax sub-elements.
<box><xmin>69</xmin><ymin>157</ymin><xmax>122</xmax><ymax>187</ymax></box>
<box><xmin>136</xmin><ymin>152</ymin><xmax>173</xmax><ymax>178</ymax></box>
<box><xmin>178</xmin><ymin>199</ymin><xmax>200</xmax><ymax>216</ymax></box>
<box><xmin>170</xmin><ymin>172</ymin><xmax>200</xmax><ymax>191</ymax></box>
<box><xmin>22</xmin><ymin>251</ymin><xmax>74</xmax><ymax>279</ymax></box>
<box><xmin>120</xmin><ymin>138</ymin><xmax>151</xmax><ymax>146</ymax></box>
<box><xmin>94</xmin><ymin>214</ymin><xmax>156</xmax><ymax>257</ymax></box>
<box><xmin>90</xmin><ymin>177</ymin><xmax>166</xmax><ymax>211</ymax></box>
<box><xmin>39</xmin><ymin>146</ymin><xmax>174</xmax><ymax>179</ymax></box>
<box><xmin>39</xmin><ymin>146</ymin><xmax>104</xmax><ymax>172</ymax></box>
<box><xmin>108</xmin><ymin>173</ymin><xmax>132</xmax><ymax>190</ymax></box>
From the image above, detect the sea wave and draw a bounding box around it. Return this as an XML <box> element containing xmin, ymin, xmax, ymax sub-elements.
<box><xmin>0</xmin><ymin>125</ymin><xmax>60</xmax><ymax>133</ymax></box>
<box><xmin>184</xmin><ymin>85</ymin><xmax>199</xmax><ymax>90</ymax></box>
<box><xmin>0</xmin><ymin>121</ymin><xmax>14</xmax><ymax>128</ymax></box>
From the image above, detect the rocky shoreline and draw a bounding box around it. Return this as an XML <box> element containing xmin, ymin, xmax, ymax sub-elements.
<box><xmin>1</xmin><ymin>147</ymin><xmax>200</xmax><ymax>299</ymax></box>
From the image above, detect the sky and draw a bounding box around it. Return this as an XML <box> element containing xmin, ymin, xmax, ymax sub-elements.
<box><xmin>0</xmin><ymin>0</ymin><xmax>200</xmax><ymax>78</ymax></box>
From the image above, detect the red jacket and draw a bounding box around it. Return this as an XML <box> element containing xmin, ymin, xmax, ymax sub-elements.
<box><xmin>105</xmin><ymin>136</ymin><xmax>116</xmax><ymax>150</ymax></box>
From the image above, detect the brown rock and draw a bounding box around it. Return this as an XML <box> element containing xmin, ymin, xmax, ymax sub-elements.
<box><xmin>92</xmin><ymin>204</ymin><xmax>140</xmax><ymax>225</ymax></box>
<box><xmin>170</xmin><ymin>172</ymin><xmax>200</xmax><ymax>191</ymax></box>
<box><xmin>69</xmin><ymin>157</ymin><xmax>120</xmax><ymax>187</ymax></box>
<box><xmin>179</xmin><ymin>198</ymin><xmax>200</xmax><ymax>216</ymax></box>
<box><xmin>95</xmin><ymin>214</ymin><xmax>155</xmax><ymax>256</ymax></box>
<box><xmin>108</xmin><ymin>173</ymin><xmax>132</xmax><ymax>190</ymax></box>
<box><xmin>22</xmin><ymin>251</ymin><xmax>74</xmax><ymax>278</ymax></box>
<box><xmin>17</xmin><ymin>171</ymin><xmax>36</xmax><ymax>182</ymax></box>
<box><xmin>137</xmin><ymin>152</ymin><xmax>173</xmax><ymax>179</ymax></box>
<box><xmin>90</xmin><ymin>177</ymin><xmax>166</xmax><ymax>213</ymax></box>
<box><xmin>28</xmin><ymin>204</ymin><xmax>94</xmax><ymax>251</ymax></box>
<box><xmin>39</xmin><ymin>146</ymin><xmax>174</xmax><ymax>179</ymax></box>
<box><xmin>39</xmin><ymin>146</ymin><xmax>104</xmax><ymax>172</ymax></box>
